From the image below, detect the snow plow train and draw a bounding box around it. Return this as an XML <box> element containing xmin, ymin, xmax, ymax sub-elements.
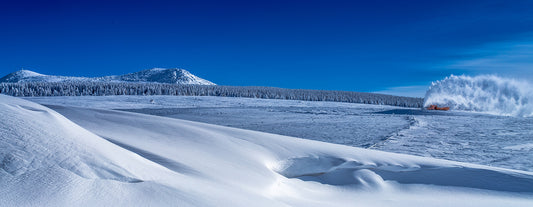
<box><xmin>426</xmin><ymin>105</ymin><xmax>450</xmax><ymax>111</ymax></box>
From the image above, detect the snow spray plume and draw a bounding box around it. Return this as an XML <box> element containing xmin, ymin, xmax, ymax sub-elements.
<box><xmin>424</xmin><ymin>75</ymin><xmax>533</xmax><ymax>117</ymax></box>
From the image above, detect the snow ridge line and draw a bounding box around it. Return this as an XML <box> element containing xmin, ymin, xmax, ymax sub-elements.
<box><xmin>367</xmin><ymin>115</ymin><xmax>418</xmax><ymax>149</ymax></box>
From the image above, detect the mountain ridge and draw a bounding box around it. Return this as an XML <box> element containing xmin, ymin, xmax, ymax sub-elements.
<box><xmin>0</xmin><ymin>68</ymin><xmax>215</xmax><ymax>85</ymax></box>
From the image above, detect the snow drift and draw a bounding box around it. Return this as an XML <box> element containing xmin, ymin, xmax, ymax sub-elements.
<box><xmin>0</xmin><ymin>95</ymin><xmax>168</xmax><ymax>182</ymax></box>
<box><xmin>1</xmin><ymin>94</ymin><xmax>533</xmax><ymax>206</ymax></box>
<box><xmin>424</xmin><ymin>75</ymin><xmax>533</xmax><ymax>117</ymax></box>
<box><xmin>0</xmin><ymin>95</ymin><xmax>193</xmax><ymax>206</ymax></box>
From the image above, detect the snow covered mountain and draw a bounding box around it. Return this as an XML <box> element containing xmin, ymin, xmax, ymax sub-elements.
<box><xmin>118</xmin><ymin>68</ymin><xmax>215</xmax><ymax>85</ymax></box>
<box><xmin>0</xmin><ymin>68</ymin><xmax>215</xmax><ymax>85</ymax></box>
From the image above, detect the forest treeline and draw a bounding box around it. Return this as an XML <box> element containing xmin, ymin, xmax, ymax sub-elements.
<box><xmin>0</xmin><ymin>82</ymin><xmax>424</xmax><ymax>108</ymax></box>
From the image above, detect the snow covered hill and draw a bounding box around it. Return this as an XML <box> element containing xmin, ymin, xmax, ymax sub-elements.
<box><xmin>118</xmin><ymin>68</ymin><xmax>215</xmax><ymax>85</ymax></box>
<box><xmin>1</xmin><ymin>94</ymin><xmax>532</xmax><ymax>206</ymax></box>
<box><xmin>0</xmin><ymin>68</ymin><xmax>215</xmax><ymax>85</ymax></box>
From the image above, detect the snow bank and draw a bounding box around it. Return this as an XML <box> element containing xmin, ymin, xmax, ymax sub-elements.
<box><xmin>424</xmin><ymin>75</ymin><xmax>533</xmax><ymax>117</ymax></box>
<box><xmin>1</xmin><ymin>95</ymin><xmax>533</xmax><ymax>206</ymax></box>
<box><xmin>0</xmin><ymin>95</ymin><xmax>170</xmax><ymax>181</ymax></box>
<box><xmin>0</xmin><ymin>95</ymin><xmax>186</xmax><ymax>206</ymax></box>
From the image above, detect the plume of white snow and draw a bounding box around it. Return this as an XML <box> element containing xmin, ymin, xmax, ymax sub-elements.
<box><xmin>424</xmin><ymin>75</ymin><xmax>533</xmax><ymax>117</ymax></box>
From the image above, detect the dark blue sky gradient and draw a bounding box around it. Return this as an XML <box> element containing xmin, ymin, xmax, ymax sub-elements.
<box><xmin>1</xmin><ymin>0</ymin><xmax>533</xmax><ymax>96</ymax></box>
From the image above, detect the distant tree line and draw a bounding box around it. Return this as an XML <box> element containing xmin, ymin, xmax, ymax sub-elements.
<box><xmin>0</xmin><ymin>82</ymin><xmax>424</xmax><ymax>108</ymax></box>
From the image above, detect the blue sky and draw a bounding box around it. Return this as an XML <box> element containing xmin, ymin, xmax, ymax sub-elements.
<box><xmin>1</xmin><ymin>0</ymin><xmax>533</xmax><ymax>97</ymax></box>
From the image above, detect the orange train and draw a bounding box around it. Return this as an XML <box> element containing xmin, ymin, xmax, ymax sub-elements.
<box><xmin>426</xmin><ymin>105</ymin><xmax>450</xmax><ymax>111</ymax></box>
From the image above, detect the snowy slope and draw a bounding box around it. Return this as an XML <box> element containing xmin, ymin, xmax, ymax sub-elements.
<box><xmin>0</xmin><ymin>68</ymin><xmax>215</xmax><ymax>85</ymax></box>
<box><xmin>1</xmin><ymin>95</ymin><xmax>533</xmax><ymax>206</ymax></box>
<box><xmin>0</xmin><ymin>95</ymin><xmax>189</xmax><ymax>206</ymax></box>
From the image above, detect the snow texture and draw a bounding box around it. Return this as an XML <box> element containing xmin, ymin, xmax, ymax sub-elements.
<box><xmin>2</xmin><ymin>95</ymin><xmax>532</xmax><ymax>206</ymax></box>
<box><xmin>28</xmin><ymin>95</ymin><xmax>533</xmax><ymax>172</ymax></box>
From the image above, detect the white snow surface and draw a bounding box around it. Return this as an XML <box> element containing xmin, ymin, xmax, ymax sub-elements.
<box><xmin>2</xmin><ymin>95</ymin><xmax>533</xmax><ymax>206</ymax></box>
<box><xmin>0</xmin><ymin>68</ymin><xmax>215</xmax><ymax>85</ymax></box>
<box><xmin>27</xmin><ymin>95</ymin><xmax>533</xmax><ymax>172</ymax></box>
<box><xmin>24</xmin><ymin>95</ymin><xmax>396</xmax><ymax>109</ymax></box>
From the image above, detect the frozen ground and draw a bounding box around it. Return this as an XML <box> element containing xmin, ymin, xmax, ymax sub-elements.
<box><xmin>373</xmin><ymin>110</ymin><xmax>533</xmax><ymax>171</ymax></box>
<box><xmin>3</xmin><ymin>94</ymin><xmax>533</xmax><ymax>206</ymax></box>
<box><xmin>27</xmin><ymin>96</ymin><xmax>407</xmax><ymax>147</ymax></box>
<box><xmin>27</xmin><ymin>95</ymin><xmax>533</xmax><ymax>172</ymax></box>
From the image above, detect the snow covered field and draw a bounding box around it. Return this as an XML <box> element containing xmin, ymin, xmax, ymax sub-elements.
<box><xmin>28</xmin><ymin>95</ymin><xmax>533</xmax><ymax>172</ymax></box>
<box><xmin>2</xmin><ymin>94</ymin><xmax>532</xmax><ymax>206</ymax></box>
